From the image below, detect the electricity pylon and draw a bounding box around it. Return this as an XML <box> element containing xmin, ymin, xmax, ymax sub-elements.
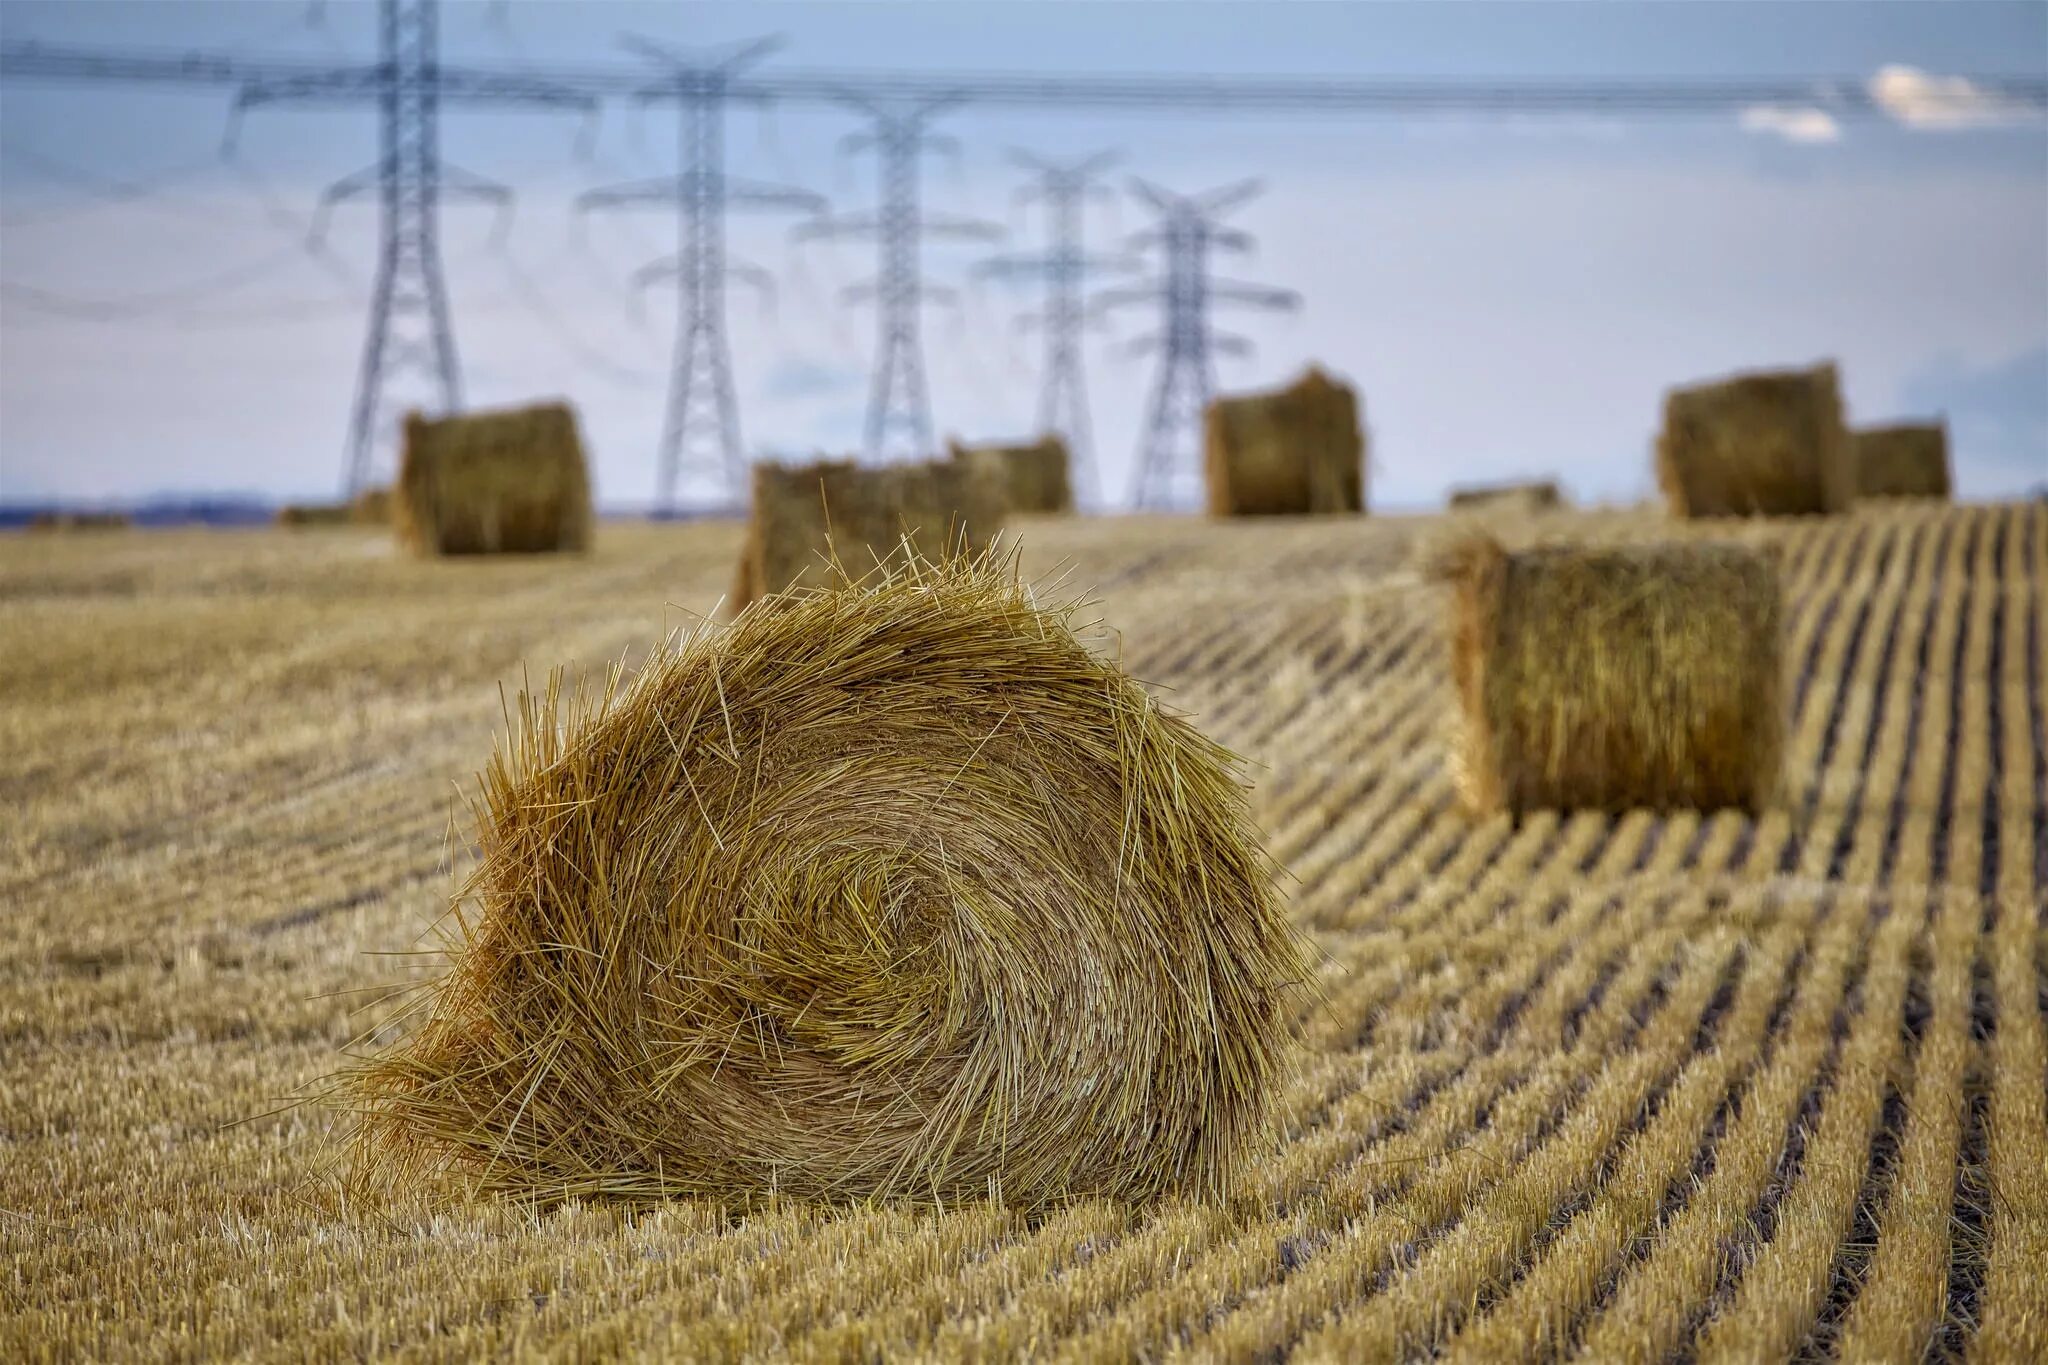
<box><xmin>577</xmin><ymin>36</ymin><xmax>823</xmax><ymax>511</ymax></box>
<box><xmin>229</xmin><ymin>0</ymin><xmax>591</xmax><ymax>494</ymax></box>
<box><xmin>1093</xmin><ymin>177</ymin><xmax>1298</xmax><ymax>509</ymax></box>
<box><xmin>972</xmin><ymin>148</ymin><xmax>1126</xmax><ymax>507</ymax></box>
<box><xmin>795</xmin><ymin>96</ymin><xmax>1002</xmax><ymax>461</ymax></box>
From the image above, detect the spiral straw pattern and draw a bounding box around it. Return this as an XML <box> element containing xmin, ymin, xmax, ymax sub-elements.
<box><xmin>348</xmin><ymin>555</ymin><xmax>1306</xmax><ymax>1207</ymax></box>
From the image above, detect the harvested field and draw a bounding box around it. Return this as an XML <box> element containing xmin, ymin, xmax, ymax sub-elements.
<box><xmin>2</xmin><ymin>500</ymin><xmax>2044</xmax><ymax>1362</ymax></box>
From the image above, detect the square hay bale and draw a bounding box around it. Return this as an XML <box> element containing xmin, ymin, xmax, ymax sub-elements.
<box><xmin>28</xmin><ymin>511</ymin><xmax>130</xmax><ymax>533</ymax></box>
<box><xmin>1204</xmin><ymin>366</ymin><xmax>1366</xmax><ymax>517</ymax></box>
<box><xmin>395</xmin><ymin>403</ymin><xmax>593</xmax><ymax>556</ymax></box>
<box><xmin>1656</xmin><ymin>361</ymin><xmax>1852</xmax><ymax>518</ymax></box>
<box><xmin>1446</xmin><ymin>536</ymin><xmax>1782</xmax><ymax>816</ymax></box>
<box><xmin>729</xmin><ymin>457</ymin><xmax>1008</xmax><ymax>612</ymax></box>
<box><xmin>1852</xmin><ymin>421</ymin><xmax>1951</xmax><ymax>500</ymax></box>
<box><xmin>946</xmin><ymin>435</ymin><xmax>1075</xmax><ymax>514</ymax></box>
<box><xmin>351</xmin><ymin>486</ymin><xmax>393</xmax><ymax>524</ymax></box>
<box><xmin>1447</xmin><ymin>479</ymin><xmax>1565</xmax><ymax>513</ymax></box>
<box><xmin>276</xmin><ymin>502</ymin><xmax>355</xmax><ymax>528</ymax></box>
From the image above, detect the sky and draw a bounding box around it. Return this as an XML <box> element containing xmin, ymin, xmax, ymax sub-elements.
<box><xmin>1</xmin><ymin>0</ymin><xmax>2044</xmax><ymax>510</ymax></box>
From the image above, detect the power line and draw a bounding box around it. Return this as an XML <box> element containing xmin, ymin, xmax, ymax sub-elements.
<box><xmin>225</xmin><ymin>0</ymin><xmax>592</xmax><ymax>495</ymax></box>
<box><xmin>974</xmin><ymin>148</ymin><xmax>1127</xmax><ymax>507</ymax></box>
<box><xmin>795</xmin><ymin>96</ymin><xmax>1001</xmax><ymax>462</ymax></box>
<box><xmin>485</xmin><ymin>238</ymin><xmax>663</xmax><ymax>391</ymax></box>
<box><xmin>0</xmin><ymin>138</ymin><xmax>238</xmax><ymax>228</ymax></box>
<box><xmin>1095</xmin><ymin>177</ymin><xmax>1298</xmax><ymax>510</ymax></box>
<box><xmin>0</xmin><ymin>244</ymin><xmax>333</xmax><ymax>319</ymax></box>
<box><xmin>11</xmin><ymin>41</ymin><xmax>2046</xmax><ymax>115</ymax></box>
<box><xmin>7</xmin><ymin>26</ymin><xmax>2045</xmax><ymax>503</ymax></box>
<box><xmin>578</xmin><ymin>36</ymin><xmax>824</xmax><ymax>511</ymax></box>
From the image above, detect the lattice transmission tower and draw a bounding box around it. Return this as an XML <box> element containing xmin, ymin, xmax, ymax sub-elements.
<box><xmin>1094</xmin><ymin>178</ymin><xmax>1297</xmax><ymax>509</ymax></box>
<box><xmin>796</xmin><ymin>97</ymin><xmax>1001</xmax><ymax>461</ymax></box>
<box><xmin>229</xmin><ymin>0</ymin><xmax>590</xmax><ymax>494</ymax></box>
<box><xmin>577</xmin><ymin>37</ymin><xmax>823</xmax><ymax>511</ymax></box>
<box><xmin>972</xmin><ymin>149</ymin><xmax>1126</xmax><ymax>507</ymax></box>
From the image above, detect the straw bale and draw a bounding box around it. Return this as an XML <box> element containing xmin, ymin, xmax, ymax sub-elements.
<box><xmin>394</xmin><ymin>403</ymin><xmax>594</xmax><ymax>555</ymax></box>
<box><xmin>1852</xmin><ymin>421</ymin><xmax>1952</xmax><ymax>500</ymax></box>
<box><xmin>1446</xmin><ymin>535</ymin><xmax>1783</xmax><ymax>816</ymax></box>
<box><xmin>946</xmin><ymin>435</ymin><xmax>1075</xmax><ymax>514</ymax></box>
<box><xmin>1204</xmin><ymin>366</ymin><xmax>1366</xmax><ymax>516</ymax></box>
<box><xmin>1446</xmin><ymin>479</ymin><xmax>1565</xmax><ymax>513</ymax></box>
<box><xmin>346</xmin><ymin>554</ymin><xmax>1307</xmax><ymax>1208</ymax></box>
<box><xmin>275</xmin><ymin>502</ymin><xmax>354</xmax><ymax>528</ymax></box>
<box><xmin>27</xmin><ymin>511</ymin><xmax>130</xmax><ymax>532</ymax></box>
<box><xmin>351</xmin><ymin>486</ymin><xmax>394</xmax><ymax>524</ymax></box>
<box><xmin>729</xmin><ymin>457</ymin><xmax>1007</xmax><ymax>612</ymax></box>
<box><xmin>1656</xmin><ymin>361</ymin><xmax>1852</xmax><ymax>517</ymax></box>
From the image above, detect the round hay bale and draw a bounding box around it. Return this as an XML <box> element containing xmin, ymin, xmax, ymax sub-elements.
<box><xmin>1655</xmin><ymin>361</ymin><xmax>1852</xmax><ymax>518</ymax></box>
<box><xmin>348</xmin><ymin>557</ymin><xmax>1305</xmax><ymax>1207</ymax></box>
<box><xmin>1204</xmin><ymin>366</ymin><xmax>1366</xmax><ymax>517</ymax></box>
<box><xmin>1446</xmin><ymin>535</ymin><xmax>1783</xmax><ymax>815</ymax></box>
<box><xmin>1852</xmin><ymin>420</ymin><xmax>1951</xmax><ymax>500</ymax></box>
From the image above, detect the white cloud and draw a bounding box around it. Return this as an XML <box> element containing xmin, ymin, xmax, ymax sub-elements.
<box><xmin>1738</xmin><ymin>105</ymin><xmax>1844</xmax><ymax>145</ymax></box>
<box><xmin>1870</xmin><ymin>65</ymin><xmax>2035</xmax><ymax>131</ymax></box>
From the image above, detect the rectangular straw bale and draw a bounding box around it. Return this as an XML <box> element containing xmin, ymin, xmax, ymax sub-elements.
<box><xmin>276</xmin><ymin>502</ymin><xmax>354</xmax><ymax>527</ymax></box>
<box><xmin>947</xmin><ymin>436</ymin><xmax>1075</xmax><ymax>514</ymax></box>
<box><xmin>729</xmin><ymin>457</ymin><xmax>1007</xmax><ymax>612</ymax></box>
<box><xmin>1204</xmin><ymin>366</ymin><xmax>1366</xmax><ymax>516</ymax></box>
<box><xmin>1447</xmin><ymin>537</ymin><xmax>1782</xmax><ymax>816</ymax></box>
<box><xmin>28</xmin><ymin>511</ymin><xmax>130</xmax><ymax>532</ymax></box>
<box><xmin>1852</xmin><ymin>421</ymin><xmax>1952</xmax><ymax>500</ymax></box>
<box><xmin>351</xmin><ymin>486</ymin><xmax>393</xmax><ymax>524</ymax></box>
<box><xmin>1656</xmin><ymin>361</ymin><xmax>1852</xmax><ymax>517</ymax></box>
<box><xmin>394</xmin><ymin>403</ymin><xmax>593</xmax><ymax>556</ymax></box>
<box><xmin>1446</xmin><ymin>479</ymin><xmax>1565</xmax><ymax>513</ymax></box>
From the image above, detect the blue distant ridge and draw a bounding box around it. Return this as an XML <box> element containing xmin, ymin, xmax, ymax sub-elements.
<box><xmin>0</xmin><ymin>496</ymin><xmax>275</xmax><ymax>529</ymax></box>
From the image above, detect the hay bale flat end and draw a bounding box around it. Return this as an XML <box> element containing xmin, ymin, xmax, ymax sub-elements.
<box><xmin>1853</xmin><ymin>421</ymin><xmax>1952</xmax><ymax>500</ymax></box>
<box><xmin>731</xmin><ymin>457</ymin><xmax>1008</xmax><ymax>612</ymax></box>
<box><xmin>1448</xmin><ymin>536</ymin><xmax>1783</xmax><ymax>815</ymax></box>
<box><xmin>395</xmin><ymin>402</ymin><xmax>594</xmax><ymax>556</ymax></box>
<box><xmin>1657</xmin><ymin>362</ymin><xmax>1852</xmax><ymax>518</ymax></box>
<box><xmin>948</xmin><ymin>435</ymin><xmax>1075</xmax><ymax>514</ymax></box>
<box><xmin>1205</xmin><ymin>366</ymin><xmax>1367</xmax><ymax>516</ymax></box>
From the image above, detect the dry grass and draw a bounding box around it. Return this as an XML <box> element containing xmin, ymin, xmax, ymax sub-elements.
<box><xmin>2</xmin><ymin>500</ymin><xmax>2043</xmax><ymax>1362</ymax></box>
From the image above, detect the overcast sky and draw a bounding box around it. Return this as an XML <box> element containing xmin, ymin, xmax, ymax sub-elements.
<box><xmin>2</xmin><ymin>0</ymin><xmax>2044</xmax><ymax>509</ymax></box>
